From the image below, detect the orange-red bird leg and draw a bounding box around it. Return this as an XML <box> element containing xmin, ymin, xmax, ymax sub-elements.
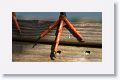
<box><xmin>62</xmin><ymin>16</ymin><xmax>84</xmax><ymax>41</ymax></box>
<box><xmin>54</xmin><ymin>19</ymin><xmax>64</xmax><ymax>53</ymax></box>
<box><xmin>32</xmin><ymin>19</ymin><xmax>59</xmax><ymax>48</ymax></box>
<box><xmin>12</xmin><ymin>12</ymin><xmax>21</xmax><ymax>33</ymax></box>
<box><xmin>40</xmin><ymin>19</ymin><xmax>59</xmax><ymax>38</ymax></box>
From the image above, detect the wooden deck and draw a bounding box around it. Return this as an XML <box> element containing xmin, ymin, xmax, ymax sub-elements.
<box><xmin>12</xmin><ymin>20</ymin><xmax>102</xmax><ymax>62</ymax></box>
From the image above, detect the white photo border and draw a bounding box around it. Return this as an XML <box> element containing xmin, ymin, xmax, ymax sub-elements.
<box><xmin>0</xmin><ymin>0</ymin><xmax>114</xmax><ymax>74</ymax></box>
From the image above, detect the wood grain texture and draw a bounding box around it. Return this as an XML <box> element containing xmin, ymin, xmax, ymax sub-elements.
<box><xmin>12</xmin><ymin>41</ymin><xmax>102</xmax><ymax>62</ymax></box>
<box><xmin>12</xmin><ymin>20</ymin><xmax>102</xmax><ymax>62</ymax></box>
<box><xmin>12</xmin><ymin>20</ymin><xmax>102</xmax><ymax>47</ymax></box>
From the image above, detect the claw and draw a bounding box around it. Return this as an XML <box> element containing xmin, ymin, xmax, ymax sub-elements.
<box><xmin>32</xmin><ymin>37</ymin><xmax>41</xmax><ymax>48</ymax></box>
<box><xmin>18</xmin><ymin>30</ymin><xmax>21</xmax><ymax>35</ymax></box>
<box><xmin>50</xmin><ymin>51</ymin><xmax>56</xmax><ymax>60</ymax></box>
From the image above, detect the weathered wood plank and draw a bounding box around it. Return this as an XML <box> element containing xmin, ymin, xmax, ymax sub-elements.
<box><xmin>12</xmin><ymin>20</ymin><xmax>102</xmax><ymax>47</ymax></box>
<box><xmin>12</xmin><ymin>41</ymin><xmax>102</xmax><ymax>62</ymax></box>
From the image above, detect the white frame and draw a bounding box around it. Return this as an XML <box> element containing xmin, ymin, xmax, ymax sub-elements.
<box><xmin>0</xmin><ymin>0</ymin><xmax>114</xmax><ymax>74</ymax></box>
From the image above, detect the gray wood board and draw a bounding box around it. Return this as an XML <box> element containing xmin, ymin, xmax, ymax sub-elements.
<box><xmin>12</xmin><ymin>41</ymin><xmax>102</xmax><ymax>62</ymax></box>
<box><xmin>12</xmin><ymin>20</ymin><xmax>102</xmax><ymax>47</ymax></box>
